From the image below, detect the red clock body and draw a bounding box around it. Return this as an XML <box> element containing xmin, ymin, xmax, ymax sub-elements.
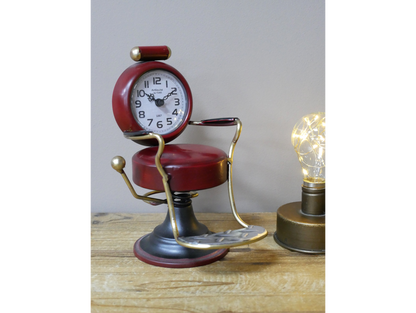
<box><xmin>112</xmin><ymin>61</ymin><xmax>193</xmax><ymax>146</ymax></box>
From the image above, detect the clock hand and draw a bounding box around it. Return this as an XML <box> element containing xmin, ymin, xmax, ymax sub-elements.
<box><xmin>145</xmin><ymin>92</ymin><xmax>167</xmax><ymax>107</ymax></box>
<box><xmin>145</xmin><ymin>92</ymin><xmax>155</xmax><ymax>102</ymax></box>
<box><xmin>145</xmin><ymin>90</ymin><xmax>173</xmax><ymax>107</ymax></box>
<box><xmin>162</xmin><ymin>90</ymin><xmax>175</xmax><ymax>101</ymax></box>
<box><xmin>153</xmin><ymin>90</ymin><xmax>175</xmax><ymax>107</ymax></box>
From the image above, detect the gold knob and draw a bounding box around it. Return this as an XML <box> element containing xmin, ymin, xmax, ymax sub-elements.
<box><xmin>111</xmin><ymin>156</ymin><xmax>126</xmax><ymax>173</ymax></box>
<box><xmin>130</xmin><ymin>46</ymin><xmax>141</xmax><ymax>61</ymax></box>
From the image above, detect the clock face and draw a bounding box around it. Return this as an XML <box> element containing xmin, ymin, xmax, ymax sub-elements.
<box><xmin>113</xmin><ymin>61</ymin><xmax>193</xmax><ymax>145</ymax></box>
<box><xmin>130</xmin><ymin>69</ymin><xmax>189</xmax><ymax>135</ymax></box>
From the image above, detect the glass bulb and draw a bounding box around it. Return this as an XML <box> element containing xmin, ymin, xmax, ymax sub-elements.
<box><xmin>291</xmin><ymin>112</ymin><xmax>325</xmax><ymax>184</ymax></box>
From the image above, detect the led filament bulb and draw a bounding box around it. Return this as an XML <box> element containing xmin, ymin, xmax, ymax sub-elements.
<box><xmin>273</xmin><ymin>111</ymin><xmax>325</xmax><ymax>254</ymax></box>
<box><xmin>291</xmin><ymin>112</ymin><xmax>325</xmax><ymax>184</ymax></box>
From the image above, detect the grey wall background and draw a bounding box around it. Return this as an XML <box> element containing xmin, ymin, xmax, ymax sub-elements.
<box><xmin>91</xmin><ymin>0</ymin><xmax>325</xmax><ymax>213</ymax></box>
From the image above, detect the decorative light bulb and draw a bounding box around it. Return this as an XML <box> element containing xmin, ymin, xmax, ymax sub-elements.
<box><xmin>291</xmin><ymin>112</ymin><xmax>325</xmax><ymax>184</ymax></box>
<box><xmin>274</xmin><ymin>111</ymin><xmax>326</xmax><ymax>254</ymax></box>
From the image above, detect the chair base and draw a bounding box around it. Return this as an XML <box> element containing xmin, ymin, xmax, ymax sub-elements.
<box><xmin>134</xmin><ymin>236</ymin><xmax>228</xmax><ymax>268</ymax></box>
<box><xmin>133</xmin><ymin>194</ymin><xmax>229</xmax><ymax>268</ymax></box>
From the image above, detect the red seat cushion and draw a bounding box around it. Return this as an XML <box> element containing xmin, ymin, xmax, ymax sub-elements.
<box><xmin>132</xmin><ymin>144</ymin><xmax>228</xmax><ymax>192</ymax></box>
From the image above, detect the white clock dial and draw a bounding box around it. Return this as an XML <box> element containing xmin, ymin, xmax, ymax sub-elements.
<box><xmin>130</xmin><ymin>69</ymin><xmax>189</xmax><ymax>135</ymax></box>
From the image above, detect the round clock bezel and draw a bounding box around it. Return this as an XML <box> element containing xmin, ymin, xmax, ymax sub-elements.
<box><xmin>113</xmin><ymin>61</ymin><xmax>193</xmax><ymax>145</ymax></box>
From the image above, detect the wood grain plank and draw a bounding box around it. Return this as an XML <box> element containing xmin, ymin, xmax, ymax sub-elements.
<box><xmin>91</xmin><ymin>213</ymin><xmax>325</xmax><ymax>313</ymax></box>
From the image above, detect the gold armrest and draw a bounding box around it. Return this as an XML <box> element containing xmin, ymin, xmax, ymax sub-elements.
<box><xmin>189</xmin><ymin>118</ymin><xmax>251</xmax><ymax>228</ymax></box>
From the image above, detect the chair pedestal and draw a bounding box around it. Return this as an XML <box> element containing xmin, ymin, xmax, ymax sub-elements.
<box><xmin>134</xmin><ymin>195</ymin><xmax>229</xmax><ymax>268</ymax></box>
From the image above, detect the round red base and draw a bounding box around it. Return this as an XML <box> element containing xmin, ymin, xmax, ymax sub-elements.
<box><xmin>134</xmin><ymin>236</ymin><xmax>229</xmax><ymax>268</ymax></box>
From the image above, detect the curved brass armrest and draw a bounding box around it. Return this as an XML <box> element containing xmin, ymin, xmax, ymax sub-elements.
<box><xmin>189</xmin><ymin>117</ymin><xmax>239</xmax><ymax>127</ymax></box>
<box><xmin>189</xmin><ymin>117</ymin><xmax>242</xmax><ymax>160</ymax></box>
<box><xmin>189</xmin><ymin>117</ymin><xmax>253</xmax><ymax>230</ymax></box>
<box><xmin>123</xmin><ymin>130</ymin><xmax>151</xmax><ymax>137</ymax></box>
<box><xmin>122</xmin><ymin>131</ymin><xmax>167</xmax><ymax>183</ymax></box>
<box><xmin>113</xmin><ymin>131</ymin><xmax>182</xmax><ymax>246</ymax></box>
<box><xmin>111</xmin><ymin>131</ymin><xmax>169</xmax><ymax>205</ymax></box>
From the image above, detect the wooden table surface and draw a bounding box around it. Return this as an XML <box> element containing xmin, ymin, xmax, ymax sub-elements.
<box><xmin>91</xmin><ymin>212</ymin><xmax>325</xmax><ymax>313</ymax></box>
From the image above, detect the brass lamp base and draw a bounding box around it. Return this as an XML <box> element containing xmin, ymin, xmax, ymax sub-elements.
<box><xmin>274</xmin><ymin>201</ymin><xmax>325</xmax><ymax>254</ymax></box>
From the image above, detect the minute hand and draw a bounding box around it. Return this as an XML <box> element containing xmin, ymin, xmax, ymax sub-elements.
<box><xmin>163</xmin><ymin>89</ymin><xmax>176</xmax><ymax>100</ymax></box>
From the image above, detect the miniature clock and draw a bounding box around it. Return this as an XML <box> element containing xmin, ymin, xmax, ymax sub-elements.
<box><xmin>112</xmin><ymin>46</ymin><xmax>192</xmax><ymax>146</ymax></box>
<box><xmin>111</xmin><ymin>46</ymin><xmax>268</xmax><ymax>268</ymax></box>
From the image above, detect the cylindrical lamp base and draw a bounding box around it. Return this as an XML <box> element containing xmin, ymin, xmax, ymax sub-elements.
<box><xmin>274</xmin><ymin>201</ymin><xmax>325</xmax><ymax>254</ymax></box>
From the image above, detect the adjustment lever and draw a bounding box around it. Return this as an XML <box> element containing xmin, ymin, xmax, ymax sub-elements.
<box><xmin>111</xmin><ymin>156</ymin><xmax>166</xmax><ymax>205</ymax></box>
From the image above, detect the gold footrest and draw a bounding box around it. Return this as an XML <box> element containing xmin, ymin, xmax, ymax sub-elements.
<box><xmin>177</xmin><ymin>225</ymin><xmax>267</xmax><ymax>249</ymax></box>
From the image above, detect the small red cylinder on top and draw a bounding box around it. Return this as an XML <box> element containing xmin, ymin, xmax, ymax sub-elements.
<box><xmin>130</xmin><ymin>46</ymin><xmax>171</xmax><ymax>61</ymax></box>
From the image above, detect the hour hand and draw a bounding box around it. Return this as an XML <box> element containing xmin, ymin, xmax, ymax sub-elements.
<box><xmin>145</xmin><ymin>92</ymin><xmax>155</xmax><ymax>101</ymax></box>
